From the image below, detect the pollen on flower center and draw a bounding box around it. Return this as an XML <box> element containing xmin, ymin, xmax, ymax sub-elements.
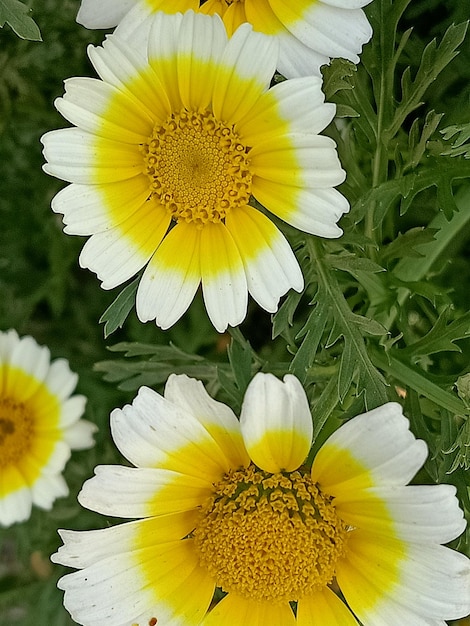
<box><xmin>0</xmin><ymin>397</ymin><xmax>34</xmax><ymax>467</ymax></box>
<box><xmin>193</xmin><ymin>464</ymin><xmax>349</xmax><ymax>603</ymax></box>
<box><xmin>142</xmin><ymin>108</ymin><xmax>252</xmax><ymax>228</ymax></box>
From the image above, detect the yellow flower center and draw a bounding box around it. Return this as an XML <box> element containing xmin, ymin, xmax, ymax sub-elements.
<box><xmin>0</xmin><ymin>397</ymin><xmax>34</xmax><ymax>467</ymax></box>
<box><xmin>142</xmin><ymin>108</ymin><xmax>252</xmax><ymax>228</ymax></box>
<box><xmin>193</xmin><ymin>464</ymin><xmax>349</xmax><ymax>603</ymax></box>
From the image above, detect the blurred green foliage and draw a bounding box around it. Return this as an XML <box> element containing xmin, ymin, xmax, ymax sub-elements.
<box><xmin>0</xmin><ymin>0</ymin><xmax>469</xmax><ymax>624</ymax></box>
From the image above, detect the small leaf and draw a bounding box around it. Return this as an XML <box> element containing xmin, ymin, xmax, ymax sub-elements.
<box><xmin>380</xmin><ymin>227</ymin><xmax>438</xmax><ymax>262</ymax></box>
<box><xmin>438</xmin><ymin>122</ymin><xmax>470</xmax><ymax>159</ymax></box>
<box><xmin>335</xmin><ymin>104</ymin><xmax>360</xmax><ymax>119</ymax></box>
<box><xmin>99</xmin><ymin>279</ymin><xmax>139</xmax><ymax>339</ymax></box>
<box><xmin>272</xmin><ymin>290</ymin><xmax>303</xmax><ymax>340</ymax></box>
<box><xmin>227</xmin><ymin>328</ymin><xmax>258</xmax><ymax>398</ymax></box>
<box><xmin>0</xmin><ymin>0</ymin><xmax>41</xmax><ymax>40</ymax></box>
<box><xmin>321</xmin><ymin>58</ymin><xmax>357</xmax><ymax>99</ymax></box>
<box><xmin>387</xmin><ymin>22</ymin><xmax>468</xmax><ymax>139</ymax></box>
<box><xmin>327</xmin><ymin>252</ymin><xmax>385</xmax><ymax>276</ymax></box>
<box><xmin>399</xmin><ymin>308</ymin><xmax>470</xmax><ymax>361</ymax></box>
<box><xmin>290</xmin><ymin>297</ymin><xmax>330</xmax><ymax>383</ymax></box>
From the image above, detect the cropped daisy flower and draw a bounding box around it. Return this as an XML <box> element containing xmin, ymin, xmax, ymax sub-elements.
<box><xmin>52</xmin><ymin>372</ymin><xmax>470</xmax><ymax>625</ymax></box>
<box><xmin>42</xmin><ymin>11</ymin><xmax>348</xmax><ymax>333</ymax></box>
<box><xmin>0</xmin><ymin>329</ymin><xmax>96</xmax><ymax>527</ymax></box>
<box><xmin>77</xmin><ymin>0</ymin><xmax>373</xmax><ymax>78</ymax></box>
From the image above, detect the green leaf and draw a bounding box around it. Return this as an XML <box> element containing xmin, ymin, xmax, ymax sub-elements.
<box><xmin>406</xmin><ymin>110</ymin><xmax>444</xmax><ymax>170</ymax></box>
<box><xmin>371</xmin><ymin>348</ymin><xmax>467</xmax><ymax>416</ymax></box>
<box><xmin>379</xmin><ymin>227</ymin><xmax>438</xmax><ymax>262</ymax></box>
<box><xmin>321</xmin><ymin>58</ymin><xmax>357</xmax><ymax>99</ymax></box>
<box><xmin>386</xmin><ymin>22</ymin><xmax>468</xmax><ymax>139</ymax></box>
<box><xmin>271</xmin><ymin>289</ymin><xmax>303</xmax><ymax>340</ymax></box>
<box><xmin>106</xmin><ymin>341</ymin><xmax>205</xmax><ymax>362</ymax></box>
<box><xmin>94</xmin><ymin>341</ymin><xmax>219</xmax><ymax>391</ymax></box>
<box><xmin>0</xmin><ymin>0</ymin><xmax>41</xmax><ymax>40</ymax></box>
<box><xmin>227</xmin><ymin>327</ymin><xmax>259</xmax><ymax>399</ymax></box>
<box><xmin>306</xmin><ymin>240</ymin><xmax>388</xmax><ymax>409</ymax></box>
<box><xmin>326</xmin><ymin>252</ymin><xmax>385</xmax><ymax>277</ymax></box>
<box><xmin>99</xmin><ymin>279</ymin><xmax>139</xmax><ymax>339</ymax></box>
<box><xmin>354</xmin><ymin>159</ymin><xmax>470</xmax><ymax>227</ymax></box>
<box><xmin>437</xmin><ymin>122</ymin><xmax>470</xmax><ymax>159</ymax></box>
<box><xmin>395</xmin><ymin>186</ymin><xmax>470</xmax><ymax>282</ymax></box>
<box><xmin>399</xmin><ymin>308</ymin><xmax>470</xmax><ymax>361</ymax></box>
<box><xmin>289</xmin><ymin>297</ymin><xmax>330</xmax><ymax>383</ymax></box>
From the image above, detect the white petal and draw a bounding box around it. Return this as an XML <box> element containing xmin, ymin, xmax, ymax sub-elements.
<box><xmin>240</xmin><ymin>373</ymin><xmax>312</xmax><ymax>473</ymax></box>
<box><xmin>88</xmin><ymin>36</ymin><xmax>171</xmax><ymax>118</ymax></box>
<box><xmin>311</xmin><ymin>402</ymin><xmax>428</xmax><ymax>496</ymax></box>
<box><xmin>115</xmin><ymin>1</ymin><xmax>158</xmax><ymax>46</ymax></box>
<box><xmin>226</xmin><ymin>207</ymin><xmax>303</xmax><ymax>312</ymax></box>
<box><xmin>54</xmin><ymin>76</ymin><xmax>153</xmax><ymax>142</ymax></box>
<box><xmin>59</xmin><ymin>395</ymin><xmax>88</xmax><ymax>428</ymax></box>
<box><xmin>0</xmin><ymin>487</ymin><xmax>32</xmax><ymax>527</ymax></box>
<box><xmin>239</xmin><ymin>75</ymin><xmax>335</xmax><ymax>144</ymax></box>
<box><xmin>164</xmin><ymin>374</ymin><xmax>250</xmax><ymax>469</ymax></box>
<box><xmin>76</xmin><ymin>0</ymin><xmax>136</xmax><ymax>28</ymax></box>
<box><xmin>212</xmin><ymin>23</ymin><xmax>278</xmax><ymax>124</ymax></box>
<box><xmin>78</xmin><ymin>202</ymin><xmax>169</xmax><ymax>290</ymax></box>
<box><xmin>278</xmin><ymin>2</ymin><xmax>372</xmax><ymax>63</ymax></box>
<box><xmin>176</xmin><ymin>11</ymin><xmax>229</xmax><ymax>111</ymax></box>
<box><xmin>111</xmin><ymin>386</ymin><xmax>239</xmax><ymax>480</ymax></box>
<box><xmin>200</xmin><ymin>223</ymin><xmax>248</xmax><ymax>332</ymax></box>
<box><xmin>52</xmin><ymin>512</ymin><xmax>195</xmax><ymax>569</ymax></box>
<box><xmin>78</xmin><ymin>465</ymin><xmax>211</xmax><ymax>518</ymax></box>
<box><xmin>339</xmin><ymin>533</ymin><xmax>470</xmax><ymax>623</ymax></box>
<box><xmin>31</xmin><ymin>473</ymin><xmax>69</xmax><ymax>509</ymax></box>
<box><xmin>51</xmin><ymin>177</ymin><xmax>151</xmax><ymax>236</ymax></box>
<box><xmin>42</xmin><ymin>128</ymin><xmax>143</xmax><ymax>184</ymax></box>
<box><xmin>276</xmin><ymin>28</ymin><xmax>329</xmax><ymax>78</ymax></box>
<box><xmin>42</xmin><ymin>358</ymin><xmax>78</xmax><ymax>400</ymax></box>
<box><xmin>336</xmin><ymin>484</ymin><xmax>466</xmax><ymax>544</ymax></box>
<box><xmin>250</xmin><ymin>133</ymin><xmax>346</xmax><ymax>188</ymax></box>
<box><xmin>252</xmin><ymin>180</ymin><xmax>349</xmax><ymax>238</ymax></box>
<box><xmin>136</xmin><ymin>222</ymin><xmax>201</xmax><ymax>328</ymax></box>
<box><xmin>63</xmin><ymin>419</ymin><xmax>97</xmax><ymax>450</ymax></box>
<box><xmin>57</xmin><ymin>540</ymin><xmax>211</xmax><ymax>626</ymax></box>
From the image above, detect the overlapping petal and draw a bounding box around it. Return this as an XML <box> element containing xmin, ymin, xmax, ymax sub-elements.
<box><xmin>78</xmin><ymin>465</ymin><xmax>211</xmax><ymax>518</ymax></box>
<box><xmin>225</xmin><ymin>206</ymin><xmax>303</xmax><ymax>312</ymax></box>
<box><xmin>79</xmin><ymin>201</ymin><xmax>170</xmax><ymax>289</ymax></box>
<box><xmin>297</xmin><ymin>587</ymin><xmax>358</xmax><ymax>626</ymax></box>
<box><xmin>212</xmin><ymin>23</ymin><xmax>277</xmax><ymax>124</ymax></box>
<box><xmin>76</xmin><ymin>0</ymin><xmax>374</xmax><ymax>78</ymax></box>
<box><xmin>163</xmin><ymin>374</ymin><xmax>250</xmax><ymax>468</ymax></box>
<box><xmin>110</xmin><ymin>383</ymin><xmax>243</xmax><ymax>480</ymax></box>
<box><xmin>200</xmin><ymin>223</ymin><xmax>248</xmax><ymax>332</ymax></box>
<box><xmin>202</xmin><ymin>592</ymin><xmax>296</xmax><ymax>626</ymax></box>
<box><xmin>311</xmin><ymin>402</ymin><xmax>428</xmax><ymax>496</ymax></box>
<box><xmin>269</xmin><ymin>0</ymin><xmax>372</xmax><ymax>64</ymax></box>
<box><xmin>334</xmin><ymin>483</ymin><xmax>466</xmax><ymax>544</ymax></box>
<box><xmin>136</xmin><ymin>221</ymin><xmax>202</xmax><ymax>329</ymax></box>
<box><xmin>57</xmin><ymin>538</ymin><xmax>214</xmax><ymax>626</ymax></box>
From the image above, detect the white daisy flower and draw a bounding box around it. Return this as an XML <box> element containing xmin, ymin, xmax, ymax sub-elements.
<box><xmin>0</xmin><ymin>329</ymin><xmax>96</xmax><ymax>527</ymax></box>
<box><xmin>52</xmin><ymin>372</ymin><xmax>470</xmax><ymax>625</ymax></box>
<box><xmin>42</xmin><ymin>11</ymin><xmax>348</xmax><ymax>333</ymax></box>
